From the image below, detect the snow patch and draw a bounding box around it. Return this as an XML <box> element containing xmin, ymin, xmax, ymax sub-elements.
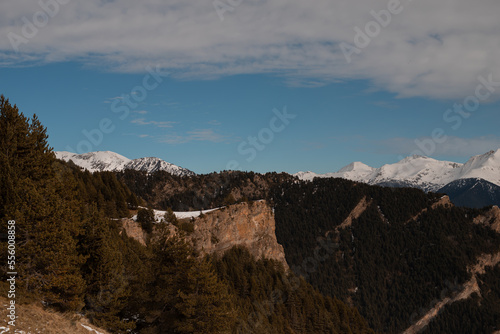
<box><xmin>295</xmin><ymin>148</ymin><xmax>500</xmax><ymax>192</ymax></box>
<box><xmin>132</xmin><ymin>207</ymin><xmax>221</xmax><ymax>223</ymax></box>
<box><xmin>81</xmin><ymin>324</ymin><xmax>104</xmax><ymax>334</ymax></box>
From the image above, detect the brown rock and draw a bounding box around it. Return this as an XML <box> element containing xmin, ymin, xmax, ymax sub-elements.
<box><xmin>188</xmin><ymin>200</ymin><xmax>289</xmax><ymax>270</ymax></box>
<box><xmin>120</xmin><ymin>218</ymin><xmax>147</xmax><ymax>246</ymax></box>
<box><xmin>473</xmin><ymin>205</ymin><xmax>500</xmax><ymax>233</ymax></box>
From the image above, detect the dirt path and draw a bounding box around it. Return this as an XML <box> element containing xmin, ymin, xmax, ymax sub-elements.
<box><xmin>406</xmin><ymin>195</ymin><xmax>452</xmax><ymax>224</ymax></box>
<box><xmin>402</xmin><ymin>251</ymin><xmax>500</xmax><ymax>334</ymax></box>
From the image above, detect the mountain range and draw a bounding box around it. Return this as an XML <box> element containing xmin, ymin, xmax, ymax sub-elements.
<box><xmin>56</xmin><ymin>149</ymin><xmax>500</xmax><ymax>208</ymax></box>
<box><xmin>55</xmin><ymin>151</ymin><xmax>195</xmax><ymax>176</ymax></box>
<box><xmin>295</xmin><ymin>149</ymin><xmax>500</xmax><ymax>208</ymax></box>
<box><xmin>295</xmin><ymin>149</ymin><xmax>500</xmax><ymax>192</ymax></box>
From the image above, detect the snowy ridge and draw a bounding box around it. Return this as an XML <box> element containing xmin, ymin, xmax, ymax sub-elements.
<box><xmin>55</xmin><ymin>151</ymin><xmax>195</xmax><ymax>176</ymax></box>
<box><xmin>125</xmin><ymin>157</ymin><xmax>194</xmax><ymax>176</ymax></box>
<box><xmin>295</xmin><ymin>149</ymin><xmax>500</xmax><ymax>192</ymax></box>
<box><xmin>55</xmin><ymin>151</ymin><xmax>131</xmax><ymax>173</ymax></box>
<box><xmin>131</xmin><ymin>207</ymin><xmax>221</xmax><ymax>223</ymax></box>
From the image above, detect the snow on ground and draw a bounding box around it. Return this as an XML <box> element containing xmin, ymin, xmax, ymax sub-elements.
<box><xmin>173</xmin><ymin>208</ymin><xmax>220</xmax><ymax>219</ymax></box>
<box><xmin>132</xmin><ymin>207</ymin><xmax>221</xmax><ymax>223</ymax></box>
<box><xmin>81</xmin><ymin>324</ymin><xmax>104</xmax><ymax>334</ymax></box>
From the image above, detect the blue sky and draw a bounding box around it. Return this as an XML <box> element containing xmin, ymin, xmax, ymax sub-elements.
<box><xmin>1</xmin><ymin>0</ymin><xmax>500</xmax><ymax>174</ymax></box>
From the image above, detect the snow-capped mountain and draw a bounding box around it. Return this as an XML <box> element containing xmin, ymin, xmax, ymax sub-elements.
<box><xmin>55</xmin><ymin>151</ymin><xmax>195</xmax><ymax>176</ymax></box>
<box><xmin>125</xmin><ymin>157</ymin><xmax>194</xmax><ymax>176</ymax></box>
<box><xmin>55</xmin><ymin>151</ymin><xmax>131</xmax><ymax>173</ymax></box>
<box><xmin>437</xmin><ymin>178</ymin><xmax>500</xmax><ymax>208</ymax></box>
<box><xmin>295</xmin><ymin>162</ymin><xmax>375</xmax><ymax>183</ymax></box>
<box><xmin>456</xmin><ymin>149</ymin><xmax>500</xmax><ymax>186</ymax></box>
<box><xmin>366</xmin><ymin>155</ymin><xmax>462</xmax><ymax>192</ymax></box>
<box><xmin>295</xmin><ymin>149</ymin><xmax>500</xmax><ymax>192</ymax></box>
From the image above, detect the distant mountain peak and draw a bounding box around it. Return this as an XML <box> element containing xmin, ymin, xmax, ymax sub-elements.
<box><xmin>125</xmin><ymin>157</ymin><xmax>194</xmax><ymax>175</ymax></box>
<box><xmin>55</xmin><ymin>151</ymin><xmax>195</xmax><ymax>176</ymax></box>
<box><xmin>295</xmin><ymin>148</ymin><xmax>500</xmax><ymax>193</ymax></box>
<box><xmin>398</xmin><ymin>154</ymin><xmax>436</xmax><ymax>163</ymax></box>
<box><xmin>338</xmin><ymin>161</ymin><xmax>373</xmax><ymax>173</ymax></box>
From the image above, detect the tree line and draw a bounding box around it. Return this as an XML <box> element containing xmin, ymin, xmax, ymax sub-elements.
<box><xmin>0</xmin><ymin>95</ymin><xmax>375</xmax><ymax>333</ymax></box>
<box><xmin>271</xmin><ymin>177</ymin><xmax>500</xmax><ymax>333</ymax></box>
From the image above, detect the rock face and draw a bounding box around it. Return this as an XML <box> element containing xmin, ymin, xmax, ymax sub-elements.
<box><xmin>189</xmin><ymin>200</ymin><xmax>289</xmax><ymax>269</ymax></box>
<box><xmin>120</xmin><ymin>200</ymin><xmax>289</xmax><ymax>269</ymax></box>
<box><xmin>473</xmin><ymin>205</ymin><xmax>500</xmax><ymax>233</ymax></box>
<box><xmin>120</xmin><ymin>218</ymin><xmax>148</xmax><ymax>246</ymax></box>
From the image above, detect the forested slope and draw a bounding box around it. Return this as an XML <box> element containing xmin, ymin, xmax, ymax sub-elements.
<box><xmin>272</xmin><ymin>177</ymin><xmax>500</xmax><ymax>333</ymax></box>
<box><xmin>0</xmin><ymin>95</ymin><xmax>375</xmax><ymax>333</ymax></box>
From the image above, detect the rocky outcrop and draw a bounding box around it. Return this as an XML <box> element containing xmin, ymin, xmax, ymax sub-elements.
<box><xmin>326</xmin><ymin>196</ymin><xmax>372</xmax><ymax>237</ymax></box>
<box><xmin>188</xmin><ymin>200</ymin><xmax>289</xmax><ymax>269</ymax></box>
<box><xmin>120</xmin><ymin>218</ymin><xmax>148</xmax><ymax>246</ymax></box>
<box><xmin>473</xmin><ymin>205</ymin><xmax>500</xmax><ymax>233</ymax></box>
<box><xmin>402</xmin><ymin>206</ymin><xmax>500</xmax><ymax>334</ymax></box>
<box><xmin>339</xmin><ymin>196</ymin><xmax>372</xmax><ymax>229</ymax></box>
<box><xmin>407</xmin><ymin>195</ymin><xmax>453</xmax><ymax>224</ymax></box>
<box><xmin>121</xmin><ymin>201</ymin><xmax>289</xmax><ymax>270</ymax></box>
<box><xmin>402</xmin><ymin>250</ymin><xmax>500</xmax><ymax>334</ymax></box>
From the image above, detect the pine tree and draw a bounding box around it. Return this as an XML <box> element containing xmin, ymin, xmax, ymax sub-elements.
<box><xmin>0</xmin><ymin>96</ymin><xmax>86</xmax><ymax>310</ymax></box>
<box><xmin>137</xmin><ymin>207</ymin><xmax>155</xmax><ymax>233</ymax></box>
<box><xmin>174</xmin><ymin>258</ymin><xmax>236</xmax><ymax>334</ymax></box>
<box><xmin>164</xmin><ymin>207</ymin><xmax>178</xmax><ymax>225</ymax></box>
<box><xmin>80</xmin><ymin>209</ymin><xmax>134</xmax><ymax>332</ymax></box>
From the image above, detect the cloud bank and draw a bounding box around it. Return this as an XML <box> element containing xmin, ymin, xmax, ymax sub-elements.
<box><xmin>2</xmin><ymin>0</ymin><xmax>500</xmax><ymax>100</ymax></box>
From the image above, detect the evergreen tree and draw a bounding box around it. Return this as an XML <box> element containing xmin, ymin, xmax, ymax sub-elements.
<box><xmin>80</xmin><ymin>209</ymin><xmax>134</xmax><ymax>332</ymax></box>
<box><xmin>137</xmin><ymin>207</ymin><xmax>155</xmax><ymax>233</ymax></box>
<box><xmin>164</xmin><ymin>207</ymin><xmax>178</xmax><ymax>225</ymax></box>
<box><xmin>0</xmin><ymin>95</ymin><xmax>86</xmax><ymax>310</ymax></box>
<box><xmin>174</xmin><ymin>258</ymin><xmax>236</xmax><ymax>334</ymax></box>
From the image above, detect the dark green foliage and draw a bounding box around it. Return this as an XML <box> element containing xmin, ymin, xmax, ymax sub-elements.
<box><xmin>174</xmin><ymin>258</ymin><xmax>236</xmax><ymax>333</ymax></box>
<box><xmin>116</xmin><ymin>169</ymin><xmax>293</xmax><ymax>211</ymax></box>
<box><xmin>139</xmin><ymin>227</ymin><xmax>233</xmax><ymax>333</ymax></box>
<box><xmin>424</xmin><ymin>264</ymin><xmax>500</xmax><ymax>333</ymax></box>
<box><xmin>212</xmin><ymin>246</ymin><xmax>375</xmax><ymax>334</ymax></box>
<box><xmin>80</xmin><ymin>209</ymin><xmax>135</xmax><ymax>332</ymax></box>
<box><xmin>163</xmin><ymin>207</ymin><xmax>178</xmax><ymax>225</ymax></box>
<box><xmin>272</xmin><ymin>177</ymin><xmax>500</xmax><ymax>333</ymax></box>
<box><xmin>223</xmin><ymin>193</ymin><xmax>237</xmax><ymax>206</ymax></box>
<box><xmin>179</xmin><ymin>221</ymin><xmax>195</xmax><ymax>234</ymax></box>
<box><xmin>0</xmin><ymin>96</ymin><xmax>86</xmax><ymax>310</ymax></box>
<box><xmin>137</xmin><ymin>208</ymin><xmax>155</xmax><ymax>233</ymax></box>
<box><xmin>68</xmin><ymin>164</ymin><xmax>140</xmax><ymax>218</ymax></box>
<box><xmin>0</xmin><ymin>96</ymin><xmax>376</xmax><ymax>333</ymax></box>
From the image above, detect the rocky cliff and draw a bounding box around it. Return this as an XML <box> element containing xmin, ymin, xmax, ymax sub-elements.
<box><xmin>120</xmin><ymin>218</ymin><xmax>148</xmax><ymax>246</ymax></box>
<box><xmin>121</xmin><ymin>200</ymin><xmax>289</xmax><ymax>269</ymax></box>
<box><xmin>188</xmin><ymin>200</ymin><xmax>288</xmax><ymax>269</ymax></box>
<box><xmin>473</xmin><ymin>205</ymin><xmax>500</xmax><ymax>233</ymax></box>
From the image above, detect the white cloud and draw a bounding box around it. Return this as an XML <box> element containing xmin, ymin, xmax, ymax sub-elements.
<box><xmin>2</xmin><ymin>0</ymin><xmax>500</xmax><ymax>100</ymax></box>
<box><xmin>376</xmin><ymin>135</ymin><xmax>500</xmax><ymax>157</ymax></box>
<box><xmin>161</xmin><ymin>129</ymin><xmax>229</xmax><ymax>144</ymax></box>
<box><xmin>131</xmin><ymin>118</ymin><xmax>176</xmax><ymax>128</ymax></box>
<box><xmin>208</xmin><ymin>120</ymin><xmax>221</xmax><ymax>126</ymax></box>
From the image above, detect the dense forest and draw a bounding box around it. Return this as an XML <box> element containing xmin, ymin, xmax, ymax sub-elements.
<box><xmin>116</xmin><ymin>168</ymin><xmax>293</xmax><ymax>211</ymax></box>
<box><xmin>3</xmin><ymin>94</ymin><xmax>499</xmax><ymax>333</ymax></box>
<box><xmin>0</xmin><ymin>96</ymin><xmax>375</xmax><ymax>333</ymax></box>
<box><xmin>272</xmin><ymin>177</ymin><xmax>500</xmax><ymax>333</ymax></box>
<box><xmin>425</xmin><ymin>264</ymin><xmax>500</xmax><ymax>333</ymax></box>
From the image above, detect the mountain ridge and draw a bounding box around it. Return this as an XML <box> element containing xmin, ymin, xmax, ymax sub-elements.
<box><xmin>295</xmin><ymin>149</ymin><xmax>500</xmax><ymax>192</ymax></box>
<box><xmin>55</xmin><ymin>151</ymin><xmax>195</xmax><ymax>176</ymax></box>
